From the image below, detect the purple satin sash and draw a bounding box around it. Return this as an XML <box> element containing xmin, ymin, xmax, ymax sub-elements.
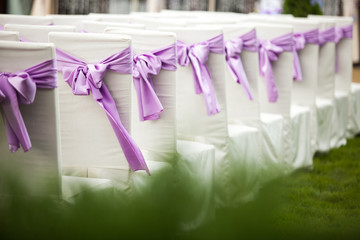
<box><xmin>225</xmin><ymin>29</ymin><xmax>257</xmax><ymax>100</ymax></box>
<box><xmin>292</xmin><ymin>28</ymin><xmax>319</xmax><ymax>81</ymax></box>
<box><xmin>133</xmin><ymin>45</ymin><xmax>177</xmax><ymax>121</ymax></box>
<box><xmin>56</xmin><ymin>47</ymin><xmax>149</xmax><ymax>174</ymax></box>
<box><xmin>177</xmin><ymin>34</ymin><xmax>224</xmax><ymax>116</ymax></box>
<box><xmin>258</xmin><ymin>33</ymin><xmax>294</xmax><ymax>102</ymax></box>
<box><xmin>0</xmin><ymin>59</ymin><xmax>57</xmax><ymax>152</ymax></box>
<box><xmin>0</xmin><ymin>25</ymin><xmax>4</xmax><ymax>31</ymax></box>
<box><xmin>318</xmin><ymin>27</ymin><xmax>336</xmax><ymax>46</ymax></box>
<box><xmin>335</xmin><ymin>24</ymin><xmax>353</xmax><ymax>73</ymax></box>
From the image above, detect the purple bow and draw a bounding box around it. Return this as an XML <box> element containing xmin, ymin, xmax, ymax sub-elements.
<box><xmin>335</xmin><ymin>24</ymin><xmax>353</xmax><ymax>73</ymax></box>
<box><xmin>293</xmin><ymin>29</ymin><xmax>319</xmax><ymax>81</ymax></box>
<box><xmin>177</xmin><ymin>34</ymin><xmax>224</xmax><ymax>116</ymax></box>
<box><xmin>0</xmin><ymin>59</ymin><xmax>57</xmax><ymax>152</ymax></box>
<box><xmin>56</xmin><ymin>48</ymin><xmax>149</xmax><ymax>174</ymax></box>
<box><xmin>225</xmin><ymin>29</ymin><xmax>257</xmax><ymax>100</ymax></box>
<box><xmin>318</xmin><ymin>27</ymin><xmax>335</xmax><ymax>46</ymax></box>
<box><xmin>133</xmin><ymin>45</ymin><xmax>177</xmax><ymax>121</ymax></box>
<box><xmin>258</xmin><ymin>33</ymin><xmax>294</xmax><ymax>102</ymax></box>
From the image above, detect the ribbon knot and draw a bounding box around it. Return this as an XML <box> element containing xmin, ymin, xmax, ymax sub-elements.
<box><xmin>177</xmin><ymin>34</ymin><xmax>224</xmax><ymax>116</ymax></box>
<box><xmin>0</xmin><ymin>59</ymin><xmax>57</xmax><ymax>153</ymax></box>
<box><xmin>258</xmin><ymin>33</ymin><xmax>294</xmax><ymax>102</ymax></box>
<box><xmin>56</xmin><ymin>48</ymin><xmax>149</xmax><ymax>175</ymax></box>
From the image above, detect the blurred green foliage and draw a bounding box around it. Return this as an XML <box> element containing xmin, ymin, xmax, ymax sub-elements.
<box><xmin>283</xmin><ymin>0</ymin><xmax>323</xmax><ymax>17</ymax></box>
<box><xmin>0</xmin><ymin>136</ymin><xmax>360</xmax><ymax>240</ymax></box>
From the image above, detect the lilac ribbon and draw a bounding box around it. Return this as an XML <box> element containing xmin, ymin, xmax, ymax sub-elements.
<box><xmin>292</xmin><ymin>28</ymin><xmax>319</xmax><ymax>81</ymax></box>
<box><xmin>56</xmin><ymin>47</ymin><xmax>149</xmax><ymax>174</ymax></box>
<box><xmin>225</xmin><ymin>29</ymin><xmax>257</xmax><ymax>100</ymax></box>
<box><xmin>133</xmin><ymin>45</ymin><xmax>177</xmax><ymax>121</ymax></box>
<box><xmin>335</xmin><ymin>24</ymin><xmax>353</xmax><ymax>73</ymax></box>
<box><xmin>177</xmin><ymin>34</ymin><xmax>224</xmax><ymax>116</ymax></box>
<box><xmin>318</xmin><ymin>27</ymin><xmax>335</xmax><ymax>46</ymax></box>
<box><xmin>258</xmin><ymin>33</ymin><xmax>294</xmax><ymax>102</ymax></box>
<box><xmin>0</xmin><ymin>59</ymin><xmax>57</xmax><ymax>152</ymax></box>
<box><xmin>0</xmin><ymin>25</ymin><xmax>3</xmax><ymax>31</ymax></box>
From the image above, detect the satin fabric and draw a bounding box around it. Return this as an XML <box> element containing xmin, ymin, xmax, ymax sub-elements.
<box><xmin>225</xmin><ymin>29</ymin><xmax>257</xmax><ymax>100</ymax></box>
<box><xmin>293</xmin><ymin>29</ymin><xmax>319</xmax><ymax>81</ymax></box>
<box><xmin>55</xmin><ymin>47</ymin><xmax>149</xmax><ymax>174</ymax></box>
<box><xmin>335</xmin><ymin>24</ymin><xmax>353</xmax><ymax>73</ymax></box>
<box><xmin>0</xmin><ymin>59</ymin><xmax>56</xmax><ymax>152</ymax></box>
<box><xmin>258</xmin><ymin>33</ymin><xmax>294</xmax><ymax>102</ymax></box>
<box><xmin>318</xmin><ymin>27</ymin><xmax>336</xmax><ymax>46</ymax></box>
<box><xmin>133</xmin><ymin>44</ymin><xmax>177</xmax><ymax>121</ymax></box>
<box><xmin>177</xmin><ymin>34</ymin><xmax>224</xmax><ymax>116</ymax></box>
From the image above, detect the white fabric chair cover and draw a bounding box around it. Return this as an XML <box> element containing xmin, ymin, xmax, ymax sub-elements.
<box><xmin>349</xmin><ymin>82</ymin><xmax>360</xmax><ymax>136</ymax></box>
<box><xmin>4</xmin><ymin>24</ymin><xmax>76</xmax><ymax>42</ymax></box>
<box><xmin>48</xmin><ymin>14</ymin><xmax>99</xmax><ymax>31</ymax></box>
<box><xmin>258</xmin><ymin>18</ymin><xmax>319</xmax><ymax>159</ymax></box>
<box><xmin>48</xmin><ymin>33</ymin><xmax>170</xmax><ymax>200</ymax></box>
<box><xmin>82</xmin><ymin>20</ymin><xmax>145</xmax><ymax>33</ymax></box>
<box><xmin>88</xmin><ymin>13</ymin><xmax>134</xmax><ymax>23</ymax></box>
<box><xmin>0</xmin><ymin>14</ymin><xmax>53</xmax><ymax>27</ymax></box>
<box><xmin>132</xmin><ymin>17</ymin><xmax>187</xmax><ymax>30</ymax></box>
<box><xmin>255</xmin><ymin>23</ymin><xmax>312</xmax><ymax>171</ymax></box>
<box><xmin>309</xmin><ymin>15</ymin><xmax>352</xmax><ymax>147</ymax></box>
<box><xmin>0</xmin><ymin>41</ymin><xmax>61</xmax><ymax>197</ymax></box>
<box><xmin>307</xmin><ymin>18</ymin><xmax>338</xmax><ymax>151</ymax></box>
<box><xmin>104</xmin><ymin>27</ymin><xmax>217</xmax><ymax>228</ymax></box>
<box><xmin>158</xmin><ymin>26</ymin><xmax>261</xmax><ymax>207</ymax></box>
<box><xmin>0</xmin><ymin>31</ymin><xmax>19</xmax><ymax>41</ymax></box>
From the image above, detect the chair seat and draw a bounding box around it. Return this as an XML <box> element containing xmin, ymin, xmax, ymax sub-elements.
<box><xmin>62</xmin><ymin>176</ymin><xmax>113</xmax><ymax>203</ymax></box>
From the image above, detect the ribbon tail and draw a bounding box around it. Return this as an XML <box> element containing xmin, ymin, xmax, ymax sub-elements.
<box><xmin>134</xmin><ymin>76</ymin><xmax>163</xmax><ymax>121</ymax></box>
<box><xmin>201</xmin><ymin>64</ymin><xmax>221</xmax><ymax>116</ymax></box>
<box><xmin>264</xmin><ymin>59</ymin><xmax>278</xmax><ymax>103</ymax></box>
<box><xmin>293</xmin><ymin>49</ymin><xmax>303</xmax><ymax>81</ymax></box>
<box><xmin>0</xmin><ymin>81</ymin><xmax>32</xmax><ymax>152</ymax></box>
<box><xmin>227</xmin><ymin>58</ymin><xmax>254</xmax><ymax>100</ymax></box>
<box><xmin>95</xmin><ymin>84</ymin><xmax>150</xmax><ymax>175</ymax></box>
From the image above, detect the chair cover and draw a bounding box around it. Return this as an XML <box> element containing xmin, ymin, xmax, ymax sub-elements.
<box><xmin>0</xmin><ymin>41</ymin><xmax>60</xmax><ymax>197</ymax></box>
<box><xmin>89</xmin><ymin>13</ymin><xmax>134</xmax><ymax>23</ymax></box>
<box><xmin>132</xmin><ymin>17</ymin><xmax>186</xmax><ymax>30</ymax></box>
<box><xmin>309</xmin><ymin>15</ymin><xmax>352</xmax><ymax>147</ymax></box>
<box><xmin>4</xmin><ymin>24</ymin><xmax>76</xmax><ymax>42</ymax></box>
<box><xmin>0</xmin><ymin>31</ymin><xmax>19</xmax><ymax>41</ymax></box>
<box><xmin>158</xmin><ymin>26</ymin><xmax>261</xmax><ymax>207</ymax></box>
<box><xmin>0</xmin><ymin>14</ymin><xmax>53</xmax><ymax>28</ymax></box>
<box><xmin>105</xmin><ymin>27</ymin><xmax>217</xmax><ymax>228</ymax></box>
<box><xmin>82</xmin><ymin>20</ymin><xmax>145</xmax><ymax>33</ymax></box>
<box><xmin>48</xmin><ymin>14</ymin><xmax>99</xmax><ymax>31</ymax></box>
<box><xmin>307</xmin><ymin>18</ymin><xmax>338</xmax><ymax>152</ymax></box>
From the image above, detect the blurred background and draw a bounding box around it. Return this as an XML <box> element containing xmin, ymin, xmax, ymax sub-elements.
<box><xmin>0</xmin><ymin>0</ymin><xmax>359</xmax><ymax>64</ymax></box>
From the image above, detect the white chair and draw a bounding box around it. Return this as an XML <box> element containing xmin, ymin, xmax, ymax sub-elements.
<box><xmin>132</xmin><ymin>16</ymin><xmax>187</xmax><ymax>30</ymax></box>
<box><xmin>0</xmin><ymin>40</ymin><xmax>111</xmax><ymax>201</ymax></box>
<box><xmin>157</xmin><ymin>26</ymin><xmax>262</xmax><ymax>208</ymax></box>
<box><xmin>89</xmin><ymin>13</ymin><xmax>134</xmax><ymax>23</ymax></box>
<box><xmin>309</xmin><ymin>15</ymin><xmax>351</xmax><ymax>147</ymax></box>
<box><xmin>48</xmin><ymin>32</ymin><xmax>172</xmax><ymax>196</ymax></box>
<box><xmin>309</xmin><ymin>15</ymin><xmax>359</xmax><ymax>138</ymax></box>
<box><xmin>4</xmin><ymin>24</ymin><xmax>76</xmax><ymax>42</ymax></box>
<box><xmin>255</xmin><ymin>23</ymin><xmax>311</xmax><ymax>171</ymax></box>
<box><xmin>104</xmin><ymin>27</ymin><xmax>216</xmax><ymax>228</ymax></box>
<box><xmin>0</xmin><ymin>31</ymin><xmax>19</xmax><ymax>41</ymax></box>
<box><xmin>48</xmin><ymin>14</ymin><xmax>99</xmax><ymax>31</ymax></box>
<box><xmin>82</xmin><ymin>20</ymin><xmax>145</xmax><ymax>33</ymax></box>
<box><xmin>307</xmin><ymin>18</ymin><xmax>339</xmax><ymax>152</ymax></box>
<box><xmin>0</xmin><ymin>14</ymin><xmax>53</xmax><ymax>28</ymax></box>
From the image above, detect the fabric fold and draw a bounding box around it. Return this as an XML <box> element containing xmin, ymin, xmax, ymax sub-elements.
<box><xmin>0</xmin><ymin>59</ymin><xmax>57</xmax><ymax>152</ymax></box>
<box><xmin>318</xmin><ymin>27</ymin><xmax>336</xmax><ymax>46</ymax></box>
<box><xmin>292</xmin><ymin>29</ymin><xmax>319</xmax><ymax>81</ymax></box>
<box><xmin>133</xmin><ymin>44</ymin><xmax>177</xmax><ymax>121</ymax></box>
<box><xmin>258</xmin><ymin>33</ymin><xmax>294</xmax><ymax>102</ymax></box>
<box><xmin>177</xmin><ymin>34</ymin><xmax>224</xmax><ymax>116</ymax></box>
<box><xmin>56</xmin><ymin>48</ymin><xmax>149</xmax><ymax>174</ymax></box>
<box><xmin>225</xmin><ymin>29</ymin><xmax>257</xmax><ymax>100</ymax></box>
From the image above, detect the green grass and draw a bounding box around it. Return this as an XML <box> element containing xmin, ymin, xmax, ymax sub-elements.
<box><xmin>1</xmin><ymin>137</ymin><xmax>360</xmax><ymax>240</ymax></box>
